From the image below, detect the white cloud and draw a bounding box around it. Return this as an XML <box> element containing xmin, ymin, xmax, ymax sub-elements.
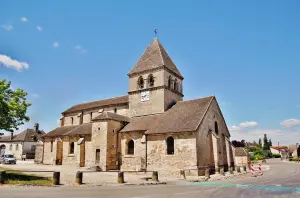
<box><xmin>74</xmin><ymin>45</ymin><xmax>82</xmax><ymax>50</ymax></box>
<box><xmin>0</xmin><ymin>54</ymin><xmax>29</xmax><ymax>71</ymax></box>
<box><xmin>74</xmin><ymin>45</ymin><xmax>88</xmax><ymax>54</ymax></box>
<box><xmin>1</xmin><ymin>25</ymin><xmax>14</xmax><ymax>31</ymax></box>
<box><xmin>229</xmin><ymin>125</ymin><xmax>240</xmax><ymax>131</ymax></box>
<box><xmin>20</xmin><ymin>17</ymin><xmax>28</xmax><ymax>22</ymax></box>
<box><xmin>31</xmin><ymin>94</ymin><xmax>40</xmax><ymax>98</ymax></box>
<box><xmin>280</xmin><ymin>119</ymin><xmax>300</xmax><ymax>128</ymax></box>
<box><xmin>239</xmin><ymin>121</ymin><xmax>258</xmax><ymax>128</ymax></box>
<box><xmin>52</xmin><ymin>42</ymin><xmax>59</xmax><ymax>48</ymax></box>
<box><xmin>36</xmin><ymin>26</ymin><xmax>42</xmax><ymax>31</ymax></box>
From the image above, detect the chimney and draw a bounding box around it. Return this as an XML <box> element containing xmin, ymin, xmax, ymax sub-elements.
<box><xmin>34</xmin><ymin>123</ymin><xmax>39</xmax><ymax>133</ymax></box>
<box><xmin>10</xmin><ymin>132</ymin><xmax>13</xmax><ymax>140</ymax></box>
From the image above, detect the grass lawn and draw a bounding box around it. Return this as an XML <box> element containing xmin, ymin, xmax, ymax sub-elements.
<box><xmin>0</xmin><ymin>167</ymin><xmax>52</xmax><ymax>186</ymax></box>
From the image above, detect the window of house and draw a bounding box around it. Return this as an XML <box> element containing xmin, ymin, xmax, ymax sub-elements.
<box><xmin>148</xmin><ymin>74</ymin><xmax>155</xmax><ymax>87</ymax></box>
<box><xmin>215</xmin><ymin>121</ymin><xmax>219</xmax><ymax>134</ymax></box>
<box><xmin>127</xmin><ymin>139</ymin><xmax>134</xmax><ymax>155</ymax></box>
<box><xmin>166</xmin><ymin>136</ymin><xmax>174</xmax><ymax>155</ymax></box>
<box><xmin>71</xmin><ymin>117</ymin><xmax>74</xmax><ymax>125</ymax></box>
<box><xmin>114</xmin><ymin>108</ymin><xmax>117</xmax><ymax>113</ymax></box>
<box><xmin>51</xmin><ymin>141</ymin><xmax>53</xmax><ymax>152</ymax></box>
<box><xmin>168</xmin><ymin>75</ymin><xmax>172</xmax><ymax>89</ymax></box>
<box><xmin>138</xmin><ymin>76</ymin><xmax>144</xmax><ymax>89</ymax></box>
<box><xmin>15</xmin><ymin>144</ymin><xmax>19</xmax><ymax>151</ymax></box>
<box><xmin>174</xmin><ymin>79</ymin><xmax>178</xmax><ymax>91</ymax></box>
<box><xmin>9</xmin><ymin>144</ymin><xmax>12</xmax><ymax>151</ymax></box>
<box><xmin>69</xmin><ymin>142</ymin><xmax>75</xmax><ymax>154</ymax></box>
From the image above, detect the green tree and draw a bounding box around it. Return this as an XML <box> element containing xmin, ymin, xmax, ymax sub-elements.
<box><xmin>258</xmin><ymin>138</ymin><xmax>262</xmax><ymax>148</ymax></box>
<box><xmin>268</xmin><ymin>139</ymin><xmax>272</xmax><ymax>147</ymax></box>
<box><xmin>263</xmin><ymin>134</ymin><xmax>270</xmax><ymax>150</ymax></box>
<box><xmin>0</xmin><ymin>79</ymin><xmax>31</xmax><ymax>132</ymax></box>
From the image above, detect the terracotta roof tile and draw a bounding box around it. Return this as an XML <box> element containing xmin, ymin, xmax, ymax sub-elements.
<box><xmin>64</xmin><ymin>123</ymin><xmax>92</xmax><ymax>136</ymax></box>
<box><xmin>62</xmin><ymin>95</ymin><xmax>128</xmax><ymax>114</ymax></box>
<box><xmin>120</xmin><ymin>115</ymin><xmax>160</xmax><ymax>132</ymax></box>
<box><xmin>0</xmin><ymin>129</ymin><xmax>45</xmax><ymax>142</ymax></box>
<box><xmin>92</xmin><ymin>112</ymin><xmax>130</xmax><ymax>123</ymax></box>
<box><xmin>43</xmin><ymin>125</ymin><xmax>77</xmax><ymax>137</ymax></box>
<box><xmin>128</xmin><ymin>38</ymin><xmax>183</xmax><ymax>78</ymax></box>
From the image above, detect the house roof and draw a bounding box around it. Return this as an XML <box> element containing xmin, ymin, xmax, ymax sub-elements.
<box><xmin>92</xmin><ymin>112</ymin><xmax>130</xmax><ymax>123</ymax></box>
<box><xmin>271</xmin><ymin>146</ymin><xmax>288</xmax><ymax>151</ymax></box>
<box><xmin>43</xmin><ymin>123</ymin><xmax>92</xmax><ymax>137</ymax></box>
<box><xmin>288</xmin><ymin>145</ymin><xmax>297</xmax><ymax>153</ymax></box>
<box><xmin>120</xmin><ymin>96</ymin><xmax>214</xmax><ymax>134</ymax></box>
<box><xmin>128</xmin><ymin>38</ymin><xmax>183</xmax><ymax>79</ymax></box>
<box><xmin>235</xmin><ymin>147</ymin><xmax>249</xmax><ymax>156</ymax></box>
<box><xmin>62</xmin><ymin>95</ymin><xmax>128</xmax><ymax>114</ymax></box>
<box><xmin>0</xmin><ymin>129</ymin><xmax>45</xmax><ymax>142</ymax></box>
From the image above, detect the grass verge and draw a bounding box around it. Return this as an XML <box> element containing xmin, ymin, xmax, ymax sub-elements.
<box><xmin>0</xmin><ymin>167</ymin><xmax>52</xmax><ymax>186</ymax></box>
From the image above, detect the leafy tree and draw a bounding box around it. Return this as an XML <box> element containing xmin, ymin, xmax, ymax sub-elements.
<box><xmin>0</xmin><ymin>79</ymin><xmax>31</xmax><ymax>132</ymax></box>
<box><xmin>263</xmin><ymin>134</ymin><xmax>270</xmax><ymax>150</ymax></box>
<box><xmin>268</xmin><ymin>139</ymin><xmax>272</xmax><ymax>147</ymax></box>
<box><xmin>258</xmin><ymin>138</ymin><xmax>262</xmax><ymax>148</ymax></box>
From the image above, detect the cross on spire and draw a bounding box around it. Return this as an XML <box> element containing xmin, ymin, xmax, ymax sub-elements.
<box><xmin>154</xmin><ymin>29</ymin><xmax>158</xmax><ymax>37</ymax></box>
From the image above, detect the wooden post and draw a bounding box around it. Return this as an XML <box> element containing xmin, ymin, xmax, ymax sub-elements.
<box><xmin>0</xmin><ymin>171</ymin><xmax>7</xmax><ymax>184</ymax></box>
<box><xmin>229</xmin><ymin>166</ymin><xmax>234</xmax><ymax>174</ymax></box>
<box><xmin>118</xmin><ymin>172</ymin><xmax>124</xmax><ymax>183</ymax></box>
<box><xmin>236</xmin><ymin>166</ymin><xmax>241</xmax><ymax>173</ymax></box>
<box><xmin>75</xmin><ymin>171</ymin><xmax>83</xmax><ymax>185</ymax></box>
<box><xmin>53</xmin><ymin>171</ymin><xmax>60</xmax><ymax>185</ymax></box>
<box><xmin>205</xmin><ymin>168</ymin><xmax>210</xmax><ymax>178</ymax></box>
<box><xmin>220</xmin><ymin>167</ymin><xmax>225</xmax><ymax>176</ymax></box>
<box><xmin>180</xmin><ymin>170</ymin><xmax>186</xmax><ymax>179</ymax></box>
<box><xmin>152</xmin><ymin>171</ymin><xmax>158</xmax><ymax>182</ymax></box>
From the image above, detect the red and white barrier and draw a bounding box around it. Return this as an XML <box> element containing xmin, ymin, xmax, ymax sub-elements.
<box><xmin>250</xmin><ymin>165</ymin><xmax>256</xmax><ymax>177</ymax></box>
<box><xmin>258</xmin><ymin>164</ymin><xmax>263</xmax><ymax>176</ymax></box>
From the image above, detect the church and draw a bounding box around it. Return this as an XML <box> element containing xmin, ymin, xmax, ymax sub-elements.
<box><xmin>42</xmin><ymin>37</ymin><xmax>234</xmax><ymax>175</ymax></box>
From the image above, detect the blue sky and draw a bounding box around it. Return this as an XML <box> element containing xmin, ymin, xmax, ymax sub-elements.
<box><xmin>1</xmin><ymin>0</ymin><xmax>300</xmax><ymax>145</ymax></box>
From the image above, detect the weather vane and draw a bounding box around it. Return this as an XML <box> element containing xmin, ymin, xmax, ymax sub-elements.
<box><xmin>154</xmin><ymin>29</ymin><xmax>158</xmax><ymax>37</ymax></box>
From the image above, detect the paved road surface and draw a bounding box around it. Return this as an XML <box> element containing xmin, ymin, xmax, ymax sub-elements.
<box><xmin>1</xmin><ymin>159</ymin><xmax>300</xmax><ymax>198</ymax></box>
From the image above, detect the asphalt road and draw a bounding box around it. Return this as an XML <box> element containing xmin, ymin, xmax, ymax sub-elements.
<box><xmin>1</xmin><ymin>159</ymin><xmax>300</xmax><ymax>198</ymax></box>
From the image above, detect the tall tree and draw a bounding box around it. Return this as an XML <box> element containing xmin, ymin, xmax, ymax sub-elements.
<box><xmin>268</xmin><ymin>139</ymin><xmax>272</xmax><ymax>147</ymax></box>
<box><xmin>0</xmin><ymin>79</ymin><xmax>31</xmax><ymax>132</ymax></box>
<box><xmin>263</xmin><ymin>134</ymin><xmax>270</xmax><ymax>150</ymax></box>
<box><xmin>258</xmin><ymin>138</ymin><xmax>262</xmax><ymax>148</ymax></box>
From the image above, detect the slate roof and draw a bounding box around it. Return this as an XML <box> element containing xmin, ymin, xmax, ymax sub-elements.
<box><xmin>62</xmin><ymin>95</ymin><xmax>128</xmax><ymax>114</ymax></box>
<box><xmin>128</xmin><ymin>38</ymin><xmax>183</xmax><ymax>79</ymax></box>
<box><xmin>234</xmin><ymin>147</ymin><xmax>249</xmax><ymax>157</ymax></box>
<box><xmin>120</xmin><ymin>96</ymin><xmax>214</xmax><ymax>134</ymax></box>
<box><xmin>43</xmin><ymin>123</ymin><xmax>92</xmax><ymax>137</ymax></box>
<box><xmin>0</xmin><ymin>129</ymin><xmax>45</xmax><ymax>142</ymax></box>
<box><xmin>92</xmin><ymin>112</ymin><xmax>130</xmax><ymax>123</ymax></box>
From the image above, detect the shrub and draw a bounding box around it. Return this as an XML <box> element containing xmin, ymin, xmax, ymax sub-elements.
<box><xmin>272</xmin><ymin>154</ymin><xmax>281</xmax><ymax>158</ymax></box>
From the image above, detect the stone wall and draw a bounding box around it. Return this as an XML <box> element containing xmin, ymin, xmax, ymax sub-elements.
<box><xmin>34</xmin><ymin>141</ymin><xmax>44</xmax><ymax>164</ymax></box>
<box><xmin>43</xmin><ymin>137</ymin><xmax>56</xmax><ymax>165</ymax></box>
<box><xmin>120</xmin><ymin>132</ymin><xmax>146</xmax><ymax>171</ymax></box>
<box><xmin>129</xmin><ymin>70</ymin><xmax>164</xmax><ymax>92</ymax></box>
<box><xmin>147</xmin><ymin>132</ymin><xmax>197</xmax><ymax>172</ymax></box>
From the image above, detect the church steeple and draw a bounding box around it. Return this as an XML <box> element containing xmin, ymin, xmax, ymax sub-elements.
<box><xmin>128</xmin><ymin>38</ymin><xmax>183</xmax><ymax>79</ymax></box>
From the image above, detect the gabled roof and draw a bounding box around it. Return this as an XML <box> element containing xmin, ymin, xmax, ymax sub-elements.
<box><xmin>92</xmin><ymin>112</ymin><xmax>130</xmax><ymax>123</ymax></box>
<box><xmin>43</xmin><ymin>123</ymin><xmax>92</xmax><ymax>137</ymax></box>
<box><xmin>62</xmin><ymin>95</ymin><xmax>128</xmax><ymax>114</ymax></box>
<box><xmin>0</xmin><ymin>129</ymin><xmax>45</xmax><ymax>142</ymax></box>
<box><xmin>128</xmin><ymin>38</ymin><xmax>183</xmax><ymax>79</ymax></box>
<box><xmin>234</xmin><ymin>147</ymin><xmax>249</xmax><ymax>156</ymax></box>
<box><xmin>120</xmin><ymin>96</ymin><xmax>214</xmax><ymax>134</ymax></box>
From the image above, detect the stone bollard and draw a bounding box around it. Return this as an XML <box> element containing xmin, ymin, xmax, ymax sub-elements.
<box><xmin>0</xmin><ymin>171</ymin><xmax>7</xmax><ymax>184</ymax></box>
<box><xmin>118</xmin><ymin>172</ymin><xmax>124</xmax><ymax>183</ymax></box>
<box><xmin>53</xmin><ymin>171</ymin><xmax>60</xmax><ymax>185</ymax></box>
<box><xmin>75</xmin><ymin>171</ymin><xmax>83</xmax><ymax>185</ymax></box>
<box><xmin>243</xmin><ymin>166</ymin><xmax>247</xmax><ymax>172</ymax></box>
<box><xmin>229</xmin><ymin>167</ymin><xmax>234</xmax><ymax>174</ymax></box>
<box><xmin>220</xmin><ymin>167</ymin><xmax>225</xmax><ymax>176</ymax></box>
<box><xmin>205</xmin><ymin>168</ymin><xmax>210</xmax><ymax>178</ymax></box>
<box><xmin>236</xmin><ymin>166</ymin><xmax>241</xmax><ymax>173</ymax></box>
<box><xmin>215</xmin><ymin>167</ymin><xmax>220</xmax><ymax>174</ymax></box>
<box><xmin>152</xmin><ymin>171</ymin><xmax>159</xmax><ymax>182</ymax></box>
<box><xmin>180</xmin><ymin>170</ymin><xmax>186</xmax><ymax>179</ymax></box>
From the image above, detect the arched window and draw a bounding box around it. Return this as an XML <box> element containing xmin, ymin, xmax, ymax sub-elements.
<box><xmin>71</xmin><ymin>117</ymin><xmax>74</xmax><ymax>125</ymax></box>
<box><xmin>69</xmin><ymin>142</ymin><xmax>75</xmax><ymax>154</ymax></box>
<box><xmin>90</xmin><ymin>112</ymin><xmax>93</xmax><ymax>121</ymax></box>
<box><xmin>114</xmin><ymin>108</ymin><xmax>117</xmax><ymax>113</ymax></box>
<box><xmin>15</xmin><ymin>144</ymin><xmax>19</xmax><ymax>151</ymax></box>
<box><xmin>174</xmin><ymin>79</ymin><xmax>178</xmax><ymax>91</ymax></box>
<box><xmin>168</xmin><ymin>75</ymin><xmax>172</xmax><ymax>89</ymax></box>
<box><xmin>127</xmin><ymin>139</ymin><xmax>134</xmax><ymax>155</ymax></box>
<box><xmin>215</xmin><ymin>121</ymin><xmax>219</xmax><ymax>134</ymax></box>
<box><xmin>148</xmin><ymin>74</ymin><xmax>155</xmax><ymax>87</ymax></box>
<box><xmin>137</xmin><ymin>76</ymin><xmax>144</xmax><ymax>89</ymax></box>
<box><xmin>166</xmin><ymin>136</ymin><xmax>174</xmax><ymax>155</ymax></box>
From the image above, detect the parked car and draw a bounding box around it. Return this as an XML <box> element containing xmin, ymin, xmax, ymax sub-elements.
<box><xmin>0</xmin><ymin>154</ymin><xmax>17</xmax><ymax>164</ymax></box>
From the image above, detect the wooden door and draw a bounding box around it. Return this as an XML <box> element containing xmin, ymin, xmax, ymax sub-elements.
<box><xmin>80</xmin><ymin>142</ymin><xmax>85</xmax><ymax>167</ymax></box>
<box><xmin>56</xmin><ymin>141</ymin><xmax>63</xmax><ymax>165</ymax></box>
<box><xmin>95</xmin><ymin>149</ymin><xmax>100</xmax><ymax>164</ymax></box>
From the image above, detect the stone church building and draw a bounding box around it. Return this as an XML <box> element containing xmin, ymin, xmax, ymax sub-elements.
<box><xmin>42</xmin><ymin>37</ymin><xmax>234</xmax><ymax>174</ymax></box>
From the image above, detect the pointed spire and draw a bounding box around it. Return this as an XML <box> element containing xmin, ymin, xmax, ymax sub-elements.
<box><xmin>128</xmin><ymin>38</ymin><xmax>183</xmax><ymax>79</ymax></box>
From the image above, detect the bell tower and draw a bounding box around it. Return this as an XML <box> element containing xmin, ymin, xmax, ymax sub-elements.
<box><xmin>128</xmin><ymin>38</ymin><xmax>184</xmax><ymax>117</ymax></box>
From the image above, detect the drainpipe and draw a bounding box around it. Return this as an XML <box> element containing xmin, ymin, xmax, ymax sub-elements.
<box><xmin>145</xmin><ymin>134</ymin><xmax>148</xmax><ymax>171</ymax></box>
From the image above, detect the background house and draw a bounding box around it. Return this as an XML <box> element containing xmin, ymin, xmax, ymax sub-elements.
<box><xmin>232</xmin><ymin>146</ymin><xmax>250</xmax><ymax>166</ymax></box>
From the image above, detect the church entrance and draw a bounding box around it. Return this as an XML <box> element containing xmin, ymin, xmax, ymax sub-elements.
<box><xmin>0</xmin><ymin>145</ymin><xmax>6</xmax><ymax>156</ymax></box>
<box><xmin>56</xmin><ymin>141</ymin><xmax>63</xmax><ymax>165</ymax></box>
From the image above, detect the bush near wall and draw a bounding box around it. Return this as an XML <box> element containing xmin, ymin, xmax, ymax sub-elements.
<box><xmin>272</xmin><ymin>154</ymin><xmax>281</xmax><ymax>158</ymax></box>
